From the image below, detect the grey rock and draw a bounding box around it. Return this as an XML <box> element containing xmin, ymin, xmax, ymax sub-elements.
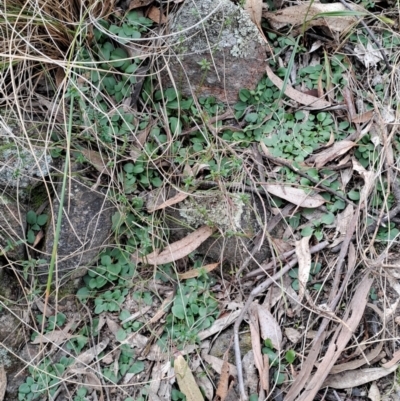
<box><xmin>39</xmin><ymin>177</ymin><xmax>116</xmax><ymax>284</ymax></box>
<box><xmin>161</xmin><ymin>0</ymin><xmax>267</xmax><ymax>103</ymax></box>
<box><xmin>165</xmin><ymin>189</ymin><xmax>270</xmax><ymax>268</ymax></box>
<box><xmin>0</xmin><ymin>195</ymin><xmax>26</xmax><ymax>260</ymax></box>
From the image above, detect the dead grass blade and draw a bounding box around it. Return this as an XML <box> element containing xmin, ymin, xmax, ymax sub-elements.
<box><xmin>266</xmin><ymin>65</ymin><xmax>331</xmax><ymax>109</ymax></box>
<box><xmin>174</xmin><ymin>354</ymin><xmax>204</xmax><ymax>401</ymax></box>
<box><xmin>296</xmin><ymin>275</ymin><xmax>373</xmax><ymax>401</ymax></box>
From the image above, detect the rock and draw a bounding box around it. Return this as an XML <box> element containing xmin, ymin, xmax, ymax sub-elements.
<box><xmin>39</xmin><ymin>175</ymin><xmax>116</xmax><ymax>284</ymax></box>
<box><xmin>161</xmin><ymin>0</ymin><xmax>267</xmax><ymax>104</ymax></box>
<box><xmin>0</xmin><ymin>195</ymin><xmax>26</xmax><ymax>260</ymax></box>
<box><xmin>0</xmin><ymin>120</ymin><xmax>52</xmax><ymax>200</ymax></box>
<box><xmin>165</xmin><ymin>189</ymin><xmax>270</xmax><ymax>268</ymax></box>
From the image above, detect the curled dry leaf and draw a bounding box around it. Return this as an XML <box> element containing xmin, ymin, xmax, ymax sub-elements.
<box><xmin>129</xmin><ymin>0</ymin><xmax>153</xmax><ymax>10</ymax></box>
<box><xmin>201</xmin><ymin>352</ymin><xmax>238</xmax><ymax>377</ymax></box>
<box><xmin>314</xmin><ymin>141</ymin><xmax>355</xmax><ymax>168</ymax></box>
<box><xmin>285</xmin><ymin>327</ymin><xmax>302</xmax><ymax>343</ymax></box>
<box><xmin>135</xmin><ymin>226</ymin><xmax>214</xmax><ymax>265</ymax></box>
<box><xmin>263</xmin><ymin>2</ymin><xmax>364</xmax><ymax>33</ymax></box>
<box><xmin>266</xmin><ymin>65</ymin><xmax>331</xmax><ymax>109</ymax></box>
<box><xmin>178</xmin><ymin>263</ymin><xmax>219</xmax><ymax>280</ymax></box>
<box><xmin>174</xmin><ymin>355</ymin><xmax>204</xmax><ymax>401</ymax></box>
<box><xmin>295</xmin><ymin>235</ymin><xmax>312</xmax><ymax>303</ymax></box>
<box><xmin>79</xmin><ymin>149</ymin><xmax>111</xmax><ymax>175</ymax></box>
<box><xmin>263</xmin><ymin>184</ymin><xmax>325</xmax><ymax>208</ymax></box>
<box><xmin>257</xmin><ymin>304</ymin><xmax>282</xmax><ymax>349</ymax></box>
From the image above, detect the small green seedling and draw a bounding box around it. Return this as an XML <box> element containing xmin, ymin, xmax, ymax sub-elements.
<box><xmin>26</xmin><ymin>210</ymin><xmax>48</xmax><ymax>244</ymax></box>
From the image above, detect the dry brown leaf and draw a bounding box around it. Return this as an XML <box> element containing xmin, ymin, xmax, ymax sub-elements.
<box><xmin>244</xmin><ymin>0</ymin><xmax>262</xmax><ymax>24</ymax></box>
<box><xmin>285</xmin><ymin>327</ymin><xmax>302</xmax><ymax>343</ymax></box>
<box><xmin>106</xmin><ymin>317</ymin><xmax>121</xmax><ymax>336</ymax></box>
<box><xmin>79</xmin><ymin>149</ymin><xmax>111</xmax><ymax>175</ymax></box>
<box><xmin>382</xmin><ymin>349</ymin><xmax>400</xmax><ymax>369</ymax></box>
<box><xmin>368</xmin><ymin>383</ymin><xmax>381</xmax><ymax>401</ymax></box>
<box><xmin>174</xmin><ymin>355</ymin><xmax>204</xmax><ymax>401</ymax></box>
<box><xmin>55</xmin><ymin>67</ymin><xmax>65</xmax><ymax>88</ymax></box>
<box><xmin>201</xmin><ymin>352</ymin><xmax>238</xmax><ymax>377</ymax></box>
<box><xmin>266</xmin><ymin>65</ymin><xmax>331</xmax><ymax>109</ymax></box>
<box><xmin>147</xmin><ymin>6</ymin><xmax>167</xmax><ymax>24</ymax></box>
<box><xmin>148</xmin><ymin>191</ymin><xmax>190</xmax><ymax>213</ymax></box>
<box><xmin>352</xmin><ymin>110</ymin><xmax>374</xmax><ymax>124</ymax></box>
<box><xmin>257</xmin><ymin>304</ymin><xmax>282</xmax><ymax>349</ymax></box>
<box><xmin>178</xmin><ymin>263</ymin><xmax>219</xmax><ymax>280</ymax></box>
<box><xmin>214</xmin><ymin>351</ymin><xmax>230</xmax><ymax>401</ymax></box>
<box><xmin>263</xmin><ymin>184</ymin><xmax>325</xmax><ymax>208</ymax></box>
<box><xmin>295</xmin><ymin>235</ymin><xmax>311</xmax><ymax>302</ymax></box>
<box><xmin>148</xmin><ymin>294</ymin><xmax>174</xmax><ymax>325</ymax></box>
<box><xmin>263</xmin><ymin>2</ymin><xmax>364</xmax><ymax>32</ymax></box>
<box><xmin>31</xmin><ymin>330</ymin><xmax>72</xmax><ymax>344</ymax></box>
<box><xmin>323</xmin><ymin>365</ymin><xmax>398</xmax><ymax>389</ymax></box>
<box><xmin>140</xmin><ymin>226</ymin><xmax>214</xmax><ymax>265</ymax></box>
<box><xmin>129</xmin><ymin>0</ymin><xmax>153</xmax><ymax>10</ymax></box>
<box><xmin>352</xmin><ymin>158</ymin><xmax>375</xmax><ymax>205</ymax></box>
<box><xmin>343</xmin><ymin>86</ymin><xmax>356</xmax><ymax>120</ymax></box>
<box><xmin>70</xmin><ymin>339</ymin><xmax>109</xmax><ymax>368</ymax></box>
<box><xmin>314</xmin><ymin>141</ymin><xmax>355</xmax><ymax>168</ymax></box>
<box><xmin>248</xmin><ymin>303</ymin><xmax>266</xmax><ymax>391</ymax></box>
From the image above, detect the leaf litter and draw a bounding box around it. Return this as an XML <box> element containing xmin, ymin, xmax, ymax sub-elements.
<box><xmin>8</xmin><ymin>0</ymin><xmax>400</xmax><ymax>399</ymax></box>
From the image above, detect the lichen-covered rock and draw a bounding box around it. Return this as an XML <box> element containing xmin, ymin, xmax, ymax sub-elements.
<box><xmin>165</xmin><ymin>190</ymin><xmax>270</xmax><ymax>268</ymax></box>
<box><xmin>38</xmin><ymin>175</ymin><xmax>116</xmax><ymax>284</ymax></box>
<box><xmin>0</xmin><ymin>120</ymin><xmax>52</xmax><ymax>200</ymax></box>
<box><xmin>161</xmin><ymin>0</ymin><xmax>267</xmax><ymax>103</ymax></box>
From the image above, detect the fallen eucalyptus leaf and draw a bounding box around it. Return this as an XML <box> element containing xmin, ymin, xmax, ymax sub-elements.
<box><xmin>263</xmin><ymin>184</ymin><xmax>325</xmax><ymax>208</ymax></box>
<box><xmin>174</xmin><ymin>355</ymin><xmax>204</xmax><ymax>401</ymax></box>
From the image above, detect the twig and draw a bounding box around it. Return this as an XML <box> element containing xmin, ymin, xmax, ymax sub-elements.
<box><xmin>234</xmin><ymin>241</ymin><xmax>329</xmax><ymax>400</ymax></box>
<box><xmin>338</xmin><ymin>0</ymin><xmax>392</xmax><ymax>72</ymax></box>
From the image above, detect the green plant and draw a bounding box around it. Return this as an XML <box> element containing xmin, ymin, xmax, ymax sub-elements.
<box><xmin>262</xmin><ymin>339</ymin><xmax>296</xmax><ymax>386</ymax></box>
<box><xmin>101</xmin><ymin>344</ymin><xmax>144</xmax><ymax>383</ymax></box>
<box><xmin>289</xmin><ymin>262</ymin><xmax>322</xmax><ymax>291</ymax></box>
<box><xmin>26</xmin><ymin>210</ymin><xmax>48</xmax><ymax>244</ymax></box>
<box><xmin>18</xmin><ymin>356</ymin><xmax>72</xmax><ymax>400</ymax></box>
<box><xmin>31</xmin><ymin>313</ymin><xmax>66</xmax><ymax>341</ymax></box>
<box><xmin>160</xmin><ymin>273</ymin><xmax>219</xmax><ymax>348</ymax></box>
<box><xmin>94</xmin><ymin>288</ymin><xmax>129</xmax><ymax>314</ymax></box>
<box><xmin>74</xmin><ymin>387</ymin><xmax>88</xmax><ymax>401</ymax></box>
<box><xmin>83</xmin><ymin>248</ymin><xmax>136</xmax><ymax>290</ymax></box>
